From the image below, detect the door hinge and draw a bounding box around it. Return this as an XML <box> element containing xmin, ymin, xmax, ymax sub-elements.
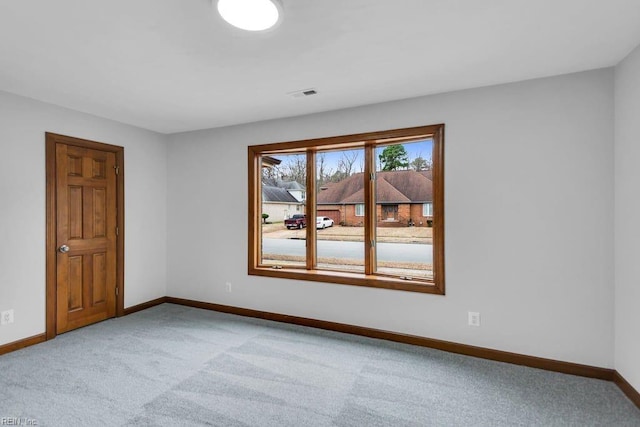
<box><xmin>114</xmin><ymin>165</ymin><xmax>120</xmax><ymax>175</ymax></box>
<box><xmin>370</xmin><ymin>172</ymin><xmax>376</xmax><ymax>181</ymax></box>
<box><xmin>115</xmin><ymin>287</ymin><xmax>119</xmax><ymax>296</ymax></box>
<box><xmin>370</xmin><ymin>240</ymin><xmax>375</xmax><ymax>248</ymax></box>
<box><xmin>116</xmin><ymin>227</ymin><xmax>119</xmax><ymax>236</ymax></box>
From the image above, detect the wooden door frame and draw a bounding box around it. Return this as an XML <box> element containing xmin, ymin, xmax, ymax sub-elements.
<box><xmin>45</xmin><ymin>133</ymin><xmax>125</xmax><ymax>340</ymax></box>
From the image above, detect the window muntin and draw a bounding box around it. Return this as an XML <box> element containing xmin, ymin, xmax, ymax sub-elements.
<box><xmin>248</xmin><ymin>124</ymin><xmax>444</xmax><ymax>294</ymax></box>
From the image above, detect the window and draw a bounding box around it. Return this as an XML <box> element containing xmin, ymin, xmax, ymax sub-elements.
<box><xmin>248</xmin><ymin>124</ymin><xmax>445</xmax><ymax>294</ymax></box>
<box><xmin>316</xmin><ymin>147</ymin><xmax>365</xmax><ymax>273</ymax></box>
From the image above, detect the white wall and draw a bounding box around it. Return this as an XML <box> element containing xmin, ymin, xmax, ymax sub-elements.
<box><xmin>615</xmin><ymin>44</ymin><xmax>640</xmax><ymax>391</ymax></box>
<box><xmin>0</xmin><ymin>91</ymin><xmax>168</xmax><ymax>346</ymax></box>
<box><xmin>167</xmin><ymin>69</ymin><xmax>615</xmax><ymax>368</ymax></box>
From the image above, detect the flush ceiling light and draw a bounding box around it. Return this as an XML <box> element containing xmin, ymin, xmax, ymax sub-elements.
<box><xmin>217</xmin><ymin>0</ymin><xmax>282</xmax><ymax>31</ymax></box>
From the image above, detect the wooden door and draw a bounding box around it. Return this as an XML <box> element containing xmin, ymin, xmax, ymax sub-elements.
<box><xmin>382</xmin><ymin>205</ymin><xmax>398</xmax><ymax>220</ymax></box>
<box><xmin>55</xmin><ymin>144</ymin><xmax>117</xmax><ymax>333</ymax></box>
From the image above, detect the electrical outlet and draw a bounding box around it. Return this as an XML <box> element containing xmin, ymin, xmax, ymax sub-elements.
<box><xmin>225</xmin><ymin>282</ymin><xmax>232</xmax><ymax>293</ymax></box>
<box><xmin>1</xmin><ymin>309</ymin><xmax>14</xmax><ymax>325</ymax></box>
<box><xmin>468</xmin><ymin>311</ymin><xmax>480</xmax><ymax>327</ymax></box>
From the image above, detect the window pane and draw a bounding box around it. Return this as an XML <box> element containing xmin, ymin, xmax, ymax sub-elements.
<box><xmin>355</xmin><ymin>204</ymin><xmax>364</xmax><ymax>216</ymax></box>
<box><xmin>316</xmin><ymin>149</ymin><xmax>365</xmax><ymax>273</ymax></box>
<box><xmin>260</xmin><ymin>153</ymin><xmax>307</xmax><ymax>267</ymax></box>
<box><xmin>375</xmin><ymin>139</ymin><xmax>434</xmax><ymax>280</ymax></box>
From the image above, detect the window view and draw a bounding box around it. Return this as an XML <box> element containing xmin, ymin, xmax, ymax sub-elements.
<box><xmin>375</xmin><ymin>139</ymin><xmax>434</xmax><ymax>280</ymax></box>
<box><xmin>259</xmin><ymin>153</ymin><xmax>307</xmax><ymax>268</ymax></box>
<box><xmin>249</xmin><ymin>124</ymin><xmax>444</xmax><ymax>294</ymax></box>
<box><xmin>316</xmin><ymin>148</ymin><xmax>365</xmax><ymax>273</ymax></box>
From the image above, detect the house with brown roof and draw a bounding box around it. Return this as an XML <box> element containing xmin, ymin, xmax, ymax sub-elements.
<box><xmin>317</xmin><ymin>170</ymin><xmax>433</xmax><ymax>227</ymax></box>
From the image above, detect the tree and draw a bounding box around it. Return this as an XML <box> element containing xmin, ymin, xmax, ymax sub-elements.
<box><xmin>379</xmin><ymin>145</ymin><xmax>409</xmax><ymax>171</ymax></box>
<box><xmin>329</xmin><ymin>170</ymin><xmax>349</xmax><ymax>183</ymax></box>
<box><xmin>337</xmin><ymin>151</ymin><xmax>358</xmax><ymax>177</ymax></box>
<box><xmin>261</xmin><ymin>163</ymin><xmax>279</xmax><ymax>181</ymax></box>
<box><xmin>282</xmin><ymin>154</ymin><xmax>306</xmax><ymax>184</ymax></box>
<box><xmin>317</xmin><ymin>153</ymin><xmax>334</xmax><ymax>190</ymax></box>
<box><xmin>327</xmin><ymin>150</ymin><xmax>360</xmax><ymax>183</ymax></box>
<box><xmin>410</xmin><ymin>156</ymin><xmax>431</xmax><ymax>171</ymax></box>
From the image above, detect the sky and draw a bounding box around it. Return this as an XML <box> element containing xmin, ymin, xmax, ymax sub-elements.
<box><xmin>270</xmin><ymin>138</ymin><xmax>433</xmax><ymax>177</ymax></box>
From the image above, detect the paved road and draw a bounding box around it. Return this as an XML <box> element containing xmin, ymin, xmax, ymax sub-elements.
<box><xmin>263</xmin><ymin>238</ymin><xmax>432</xmax><ymax>263</ymax></box>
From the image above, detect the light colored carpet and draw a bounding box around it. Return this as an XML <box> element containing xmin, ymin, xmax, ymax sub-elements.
<box><xmin>0</xmin><ymin>304</ymin><xmax>638</xmax><ymax>426</ymax></box>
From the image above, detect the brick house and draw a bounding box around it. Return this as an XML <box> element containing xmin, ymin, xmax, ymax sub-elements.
<box><xmin>317</xmin><ymin>170</ymin><xmax>433</xmax><ymax>227</ymax></box>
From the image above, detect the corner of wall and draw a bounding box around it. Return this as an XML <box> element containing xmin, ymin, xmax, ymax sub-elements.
<box><xmin>613</xmin><ymin>41</ymin><xmax>640</xmax><ymax>393</ymax></box>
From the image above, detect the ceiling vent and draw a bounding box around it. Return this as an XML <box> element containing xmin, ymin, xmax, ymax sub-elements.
<box><xmin>288</xmin><ymin>88</ymin><xmax>318</xmax><ymax>98</ymax></box>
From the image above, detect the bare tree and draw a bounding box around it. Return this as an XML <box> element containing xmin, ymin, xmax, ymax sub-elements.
<box><xmin>261</xmin><ymin>163</ymin><xmax>280</xmax><ymax>181</ymax></box>
<box><xmin>409</xmin><ymin>151</ymin><xmax>432</xmax><ymax>171</ymax></box>
<box><xmin>338</xmin><ymin>151</ymin><xmax>359</xmax><ymax>176</ymax></box>
<box><xmin>317</xmin><ymin>153</ymin><xmax>325</xmax><ymax>185</ymax></box>
<box><xmin>328</xmin><ymin>150</ymin><xmax>360</xmax><ymax>182</ymax></box>
<box><xmin>282</xmin><ymin>154</ymin><xmax>306</xmax><ymax>184</ymax></box>
<box><xmin>317</xmin><ymin>153</ymin><xmax>333</xmax><ymax>189</ymax></box>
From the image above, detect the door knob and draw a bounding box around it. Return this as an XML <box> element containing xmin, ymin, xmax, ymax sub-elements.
<box><xmin>58</xmin><ymin>244</ymin><xmax>70</xmax><ymax>254</ymax></box>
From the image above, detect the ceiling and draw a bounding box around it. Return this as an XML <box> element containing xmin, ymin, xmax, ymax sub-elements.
<box><xmin>1</xmin><ymin>1</ymin><xmax>639</xmax><ymax>134</ymax></box>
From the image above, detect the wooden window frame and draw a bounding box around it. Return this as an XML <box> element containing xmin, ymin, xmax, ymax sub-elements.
<box><xmin>248</xmin><ymin>124</ymin><xmax>445</xmax><ymax>295</ymax></box>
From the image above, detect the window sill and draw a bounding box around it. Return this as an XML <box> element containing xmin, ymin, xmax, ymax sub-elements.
<box><xmin>249</xmin><ymin>266</ymin><xmax>444</xmax><ymax>295</ymax></box>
